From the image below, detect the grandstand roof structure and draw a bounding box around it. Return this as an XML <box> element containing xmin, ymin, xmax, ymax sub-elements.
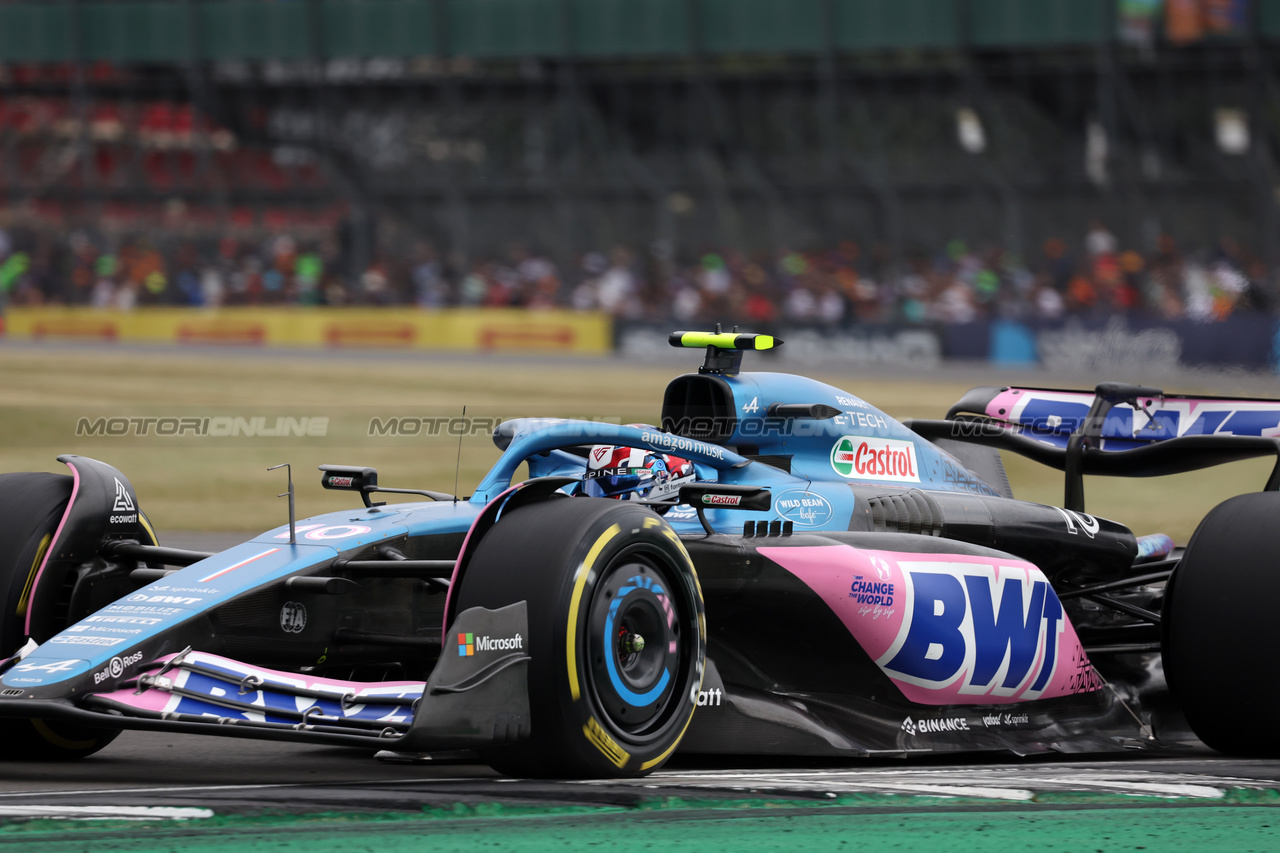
<box><xmin>0</xmin><ymin>0</ymin><xmax>1277</xmax><ymax>63</ymax></box>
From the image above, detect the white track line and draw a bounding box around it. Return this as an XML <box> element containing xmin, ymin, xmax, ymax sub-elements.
<box><xmin>1029</xmin><ymin>779</ymin><xmax>1224</xmax><ymax>799</ymax></box>
<box><xmin>0</xmin><ymin>805</ymin><xmax>213</xmax><ymax>820</ymax></box>
<box><xmin>835</xmin><ymin>782</ymin><xmax>1035</xmax><ymax>801</ymax></box>
<box><xmin>635</xmin><ymin>768</ymin><xmax>1244</xmax><ymax>799</ymax></box>
<box><xmin>0</xmin><ymin>778</ymin><xmax>482</xmax><ymax>800</ymax></box>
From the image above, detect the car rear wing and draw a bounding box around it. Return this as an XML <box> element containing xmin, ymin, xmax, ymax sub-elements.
<box><xmin>945</xmin><ymin>384</ymin><xmax>1280</xmax><ymax>447</ymax></box>
<box><xmin>904</xmin><ymin>382</ymin><xmax>1280</xmax><ymax>512</ymax></box>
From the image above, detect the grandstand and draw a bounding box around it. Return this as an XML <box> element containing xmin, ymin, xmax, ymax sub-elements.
<box><xmin>0</xmin><ymin>0</ymin><xmax>1276</xmax><ymax>333</ymax></box>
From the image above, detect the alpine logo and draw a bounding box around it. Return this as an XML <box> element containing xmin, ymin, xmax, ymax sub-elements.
<box><xmin>13</xmin><ymin>659</ymin><xmax>79</xmax><ymax>674</ymax></box>
<box><xmin>112</xmin><ymin>478</ymin><xmax>136</xmax><ymax>512</ymax></box>
<box><xmin>830</xmin><ymin>437</ymin><xmax>920</xmax><ymax>483</ymax></box>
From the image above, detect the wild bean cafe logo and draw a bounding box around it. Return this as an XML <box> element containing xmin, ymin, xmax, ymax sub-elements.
<box><xmin>774</xmin><ymin>490</ymin><xmax>833</xmax><ymax>528</ymax></box>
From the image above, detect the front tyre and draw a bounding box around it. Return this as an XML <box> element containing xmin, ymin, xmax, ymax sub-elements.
<box><xmin>454</xmin><ymin>498</ymin><xmax>705</xmax><ymax>778</ymax></box>
<box><xmin>0</xmin><ymin>473</ymin><xmax>122</xmax><ymax>759</ymax></box>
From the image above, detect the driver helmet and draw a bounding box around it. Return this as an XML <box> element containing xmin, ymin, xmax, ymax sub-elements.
<box><xmin>583</xmin><ymin>438</ymin><xmax>696</xmax><ymax>502</ymax></box>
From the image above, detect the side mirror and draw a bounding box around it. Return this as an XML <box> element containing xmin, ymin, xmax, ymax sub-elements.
<box><xmin>319</xmin><ymin>465</ymin><xmax>380</xmax><ymax>506</ymax></box>
<box><xmin>678</xmin><ymin>483</ymin><xmax>771</xmax><ymax>512</ymax></box>
<box><xmin>318</xmin><ymin>465</ymin><xmax>455</xmax><ymax>507</ymax></box>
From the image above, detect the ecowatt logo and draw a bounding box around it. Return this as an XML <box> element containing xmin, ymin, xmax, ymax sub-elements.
<box><xmin>457</xmin><ymin>632</ymin><xmax>524</xmax><ymax>656</ymax></box>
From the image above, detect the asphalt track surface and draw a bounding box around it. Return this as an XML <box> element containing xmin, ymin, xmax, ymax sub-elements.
<box><xmin>5</xmin><ymin>734</ymin><xmax>1280</xmax><ymax>853</ymax></box>
<box><xmin>0</xmin><ymin>533</ymin><xmax>1277</xmax><ymax>828</ymax></box>
<box><xmin>2</xmin><ymin>733</ymin><xmax>1280</xmax><ymax>810</ymax></box>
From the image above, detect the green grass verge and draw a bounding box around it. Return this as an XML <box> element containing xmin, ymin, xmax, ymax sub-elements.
<box><xmin>0</xmin><ymin>348</ymin><xmax>1270</xmax><ymax>539</ymax></box>
<box><xmin>2</xmin><ymin>792</ymin><xmax>1280</xmax><ymax>852</ymax></box>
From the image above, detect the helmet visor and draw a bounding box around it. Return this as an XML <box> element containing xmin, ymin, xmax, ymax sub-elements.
<box><xmin>583</xmin><ymin>468</ymin><xmax>649</xmax><ymax>499</ymax></box>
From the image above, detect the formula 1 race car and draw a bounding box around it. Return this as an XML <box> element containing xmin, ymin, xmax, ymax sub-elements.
<box><xmin>2</xmin><ymin>330</ymin><xmax>1279</xmax><ymax>777</ymax></box>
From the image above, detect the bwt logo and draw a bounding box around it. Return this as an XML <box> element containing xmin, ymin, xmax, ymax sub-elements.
<box><xmin>876</xmin><ymin>564</ymin><xmax>1067</xmax><ymax>701</ymax></box>
<box><xmin>128</xmin><ymin>594</ymin><xmax>201</xmax><ymax>605</ymax></box>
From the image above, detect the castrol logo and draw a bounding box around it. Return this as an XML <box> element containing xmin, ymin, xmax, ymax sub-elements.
<box><xmin>830</xmin><ymin>436</ymin><xmax>920</xmax><ymax>483</ymax></box>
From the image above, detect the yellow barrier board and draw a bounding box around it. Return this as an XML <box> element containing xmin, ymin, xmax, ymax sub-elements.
<box><xmin>0</xmin><ymin>308</ymin><xmax>612</xmax><ymax>354</ymax></box>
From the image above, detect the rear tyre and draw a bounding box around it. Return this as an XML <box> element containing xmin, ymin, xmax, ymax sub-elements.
<box><xmin>0</xmin><ymin>472</ymin><xmax>121</xmax><ymax>760</ymax></box>
<box><xmin>454</xmin><ymin>498</ymin><xmax>705</xmax><ymax>778</ymax></box>
<box><xmin>1164</xmin><ymin>491</ymin><xmax>1280</xmax><ymax>756</ymax></box>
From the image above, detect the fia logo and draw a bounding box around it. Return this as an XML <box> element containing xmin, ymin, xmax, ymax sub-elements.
<box><xmin>280</xmin><ymin>601</ymin><xmax>307</xmax><ymax>634</ymax></box>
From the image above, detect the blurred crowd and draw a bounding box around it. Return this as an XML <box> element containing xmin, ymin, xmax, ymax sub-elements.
<box><xmin>0</xmin><ymin>219</ymin><xmax>1273</xmax><ymax>326</ymax></box>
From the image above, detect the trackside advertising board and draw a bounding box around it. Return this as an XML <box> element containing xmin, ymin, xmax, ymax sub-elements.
<box><xmin>2</xmin><ymin>308</ymin><xmax>611</xmax><ymax>354</ymax></box>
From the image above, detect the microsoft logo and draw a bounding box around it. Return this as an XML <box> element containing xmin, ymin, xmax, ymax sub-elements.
<box><xmin>456</xmin><ymin>632</ymin><xmax>524</xmax><ymax>656</ymax></box>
